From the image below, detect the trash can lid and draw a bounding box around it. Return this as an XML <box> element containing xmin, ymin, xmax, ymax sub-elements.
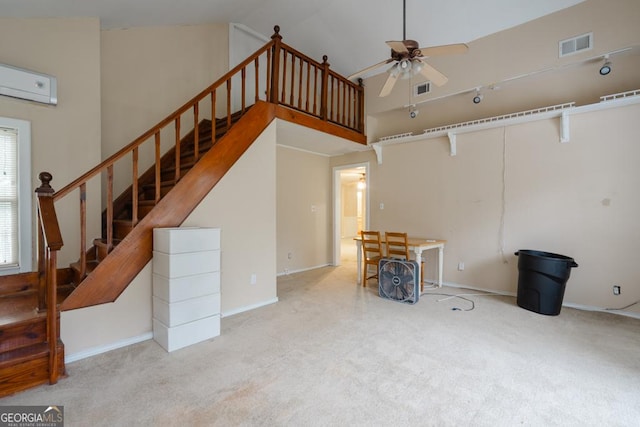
<box><xmin>514</xmin><ymin>250</ymin><xmax>578</xmax><ymax>267</ymax></box>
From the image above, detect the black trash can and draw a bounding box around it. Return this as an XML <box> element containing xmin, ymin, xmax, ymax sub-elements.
<box><xmin>514</xmin><ymin>250</ymin><xmax>578</xmax><ymax>315</ymax></box>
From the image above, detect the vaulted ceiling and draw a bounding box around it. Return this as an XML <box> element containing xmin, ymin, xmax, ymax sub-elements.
<box><xmin>7</xmin><ymin>0</ymin><xmax>637</xmax><ymax>153</ymax></box>
<box><xmin>1</xmin><ymin>0</ymin><xmax>585</xmax><ymax>78</ymax></box>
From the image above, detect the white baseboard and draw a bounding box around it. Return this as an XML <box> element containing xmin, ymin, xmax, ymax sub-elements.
<box><xmin>432</xmin><ymin>280</ymin><xmax>516</xmax><ymax>297</ymax></box>
<box><xmin>65</xmin><ymin>332</ymin><xmax>153</xmax><ymax>364</ymax></box>
<box><xmin>428</xmin><ymin>280</ymin><xmax>640</xmax><ymax>319</ymax></box>
<box><xmin>277</xmin><ymin>263</ymin><xmax>331</xmax><ymax>277</ymax></box>
<box><xmin>563</xmin><ymin>302</ymin><xmax>640</xmax><ymax>320</ymax></box>
<box><xmin>221</xmin><ymin>297</ymin><xmax>279</xmax><ymax>318</ymax></box>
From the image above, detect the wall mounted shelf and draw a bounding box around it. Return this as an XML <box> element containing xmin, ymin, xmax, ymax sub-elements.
<box><xmin>370</xmin><ymin>89</ymin><xmax>640</xmax><ymax>163</ymax></box>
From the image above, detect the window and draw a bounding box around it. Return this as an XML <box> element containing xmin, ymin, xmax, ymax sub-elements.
<box><xmin>0</xmin><ymin>118</ymin><xmax>32</xmax><ymax>275</ymax></box>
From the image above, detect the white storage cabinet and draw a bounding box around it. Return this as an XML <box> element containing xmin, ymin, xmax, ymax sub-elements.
<box><xmin>152</xmin><ymin>227</ymin><xmax>221</xmax><ymax>352</ymax></box>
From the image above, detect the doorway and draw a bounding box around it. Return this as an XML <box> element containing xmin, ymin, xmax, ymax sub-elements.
<box><xmin>333</xmin><ymin>162</ymin><xmax>369</xmax><ymax>266</ymax></box>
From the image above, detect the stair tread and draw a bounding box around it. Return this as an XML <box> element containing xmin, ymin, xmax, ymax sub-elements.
<box><xmin>164</xmin><ymin>161</ymin><xmax>195</xmax><ymax>172</ymax></box>
<box><xmin>141</xmin><ymin>181</ymin><xmax>175</xmax><ymax>189</ymax></box>
<box><xmin>0</xmin><ymin>342</ymin><xmax>50</xmax><ymax>366</ymax></box>
<box><xmin>93</xmin><ymin>237</ymin><xmax>123</xmax><ymax>246</ymax></box>
<box><xmin>0</xmin><ymin>272</ymin><xmax>39</xmax><ymax>297</ymax></box>
<box><xmin>113</xmin><ymin>218</ymin><xmax>134</xmax><ymax>224</ymax></box>
<box><xmin>0</xmin><ymin>294</ymin><xmax>42</xmax><ymax>327</ymax></box>
<box><xmin>122</xmin><ymin>199</ymin><xmax>158</xmax><ymax>209</ymax></box>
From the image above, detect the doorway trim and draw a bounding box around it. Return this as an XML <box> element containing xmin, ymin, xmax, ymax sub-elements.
<box><xmin>332</xmin><ymin>162</ymin><xmax>370</xmax><ymax>266</ymax></box>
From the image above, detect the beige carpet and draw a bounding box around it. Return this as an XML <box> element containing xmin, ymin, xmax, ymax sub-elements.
<box><xmin>3</xmin><ymin>256</ymin><xmax>640</xmax><ymax>426</ymax></box>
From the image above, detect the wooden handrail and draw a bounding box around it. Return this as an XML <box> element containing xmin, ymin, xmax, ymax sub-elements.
<box><xmin>39</xmin><ymin>25</ymin><xmax>365</xmax><ymax>308</ymax></box>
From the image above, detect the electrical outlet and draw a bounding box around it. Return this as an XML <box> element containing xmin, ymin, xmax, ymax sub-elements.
<box><xmin>288</xmin><ymin>252</ymin><xmax>293</xmax><ymax>260</ymax></box>
<box><xmin>251</xmin><ymin>274</ymin><xmax>257</xmax><ymax>285</ymax></box>
<box><xmin>458</xmin><ymin>262</ymin><xmax>465</xmax><ymax>271</ymax></box>
<box><xmin>613</xmin><ymin>285</ymin><xmax>621</xmax><ymax>295</ymax></box>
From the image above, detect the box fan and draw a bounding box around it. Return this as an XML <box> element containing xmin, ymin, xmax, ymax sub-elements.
<box><xmin>378</xmin><ymin>258</ymin><xmax>420</xmax><ymax>304</ymax></box>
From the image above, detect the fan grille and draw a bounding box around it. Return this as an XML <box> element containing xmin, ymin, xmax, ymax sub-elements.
<box><xmin>379</xmin><ymin>258</ymin><xmax>420</xmax><ymax>304</ymax></box>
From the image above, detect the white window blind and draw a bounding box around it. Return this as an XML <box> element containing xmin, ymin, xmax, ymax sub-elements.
<box><xmin>0</xmin><ymin>117</ymin><xmax>31</xmax><ymax>275</ymax></box>
<box><xmin>0</xmin><ymin>126</ymin><xmax>18</xmax><ymax>267</ymax></box>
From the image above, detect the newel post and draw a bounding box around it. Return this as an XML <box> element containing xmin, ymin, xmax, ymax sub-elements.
<box><xmin>320</xmin><ymin>55</ymin><xmax>330</xmax><ymax>122</ymax></box>
<box><xmin>35</xmin><ymin>171</ymin><xmax>63</xmax><ymax>385</ymax></box>
<box><xmin>35</xmin><ymin>172</ymin><xmax>54</xmax><ymax>312</ymax></box>
<box><xmin>269</xmin><ymin>25</ymin><xmax>282</xmax><ymax>104</ymax></box>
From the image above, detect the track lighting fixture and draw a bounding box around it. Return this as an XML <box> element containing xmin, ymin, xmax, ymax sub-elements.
<box><xmin>472</xmin><ymin>88</ymin><xmax>483</xmax><ymax>104</ymax></box>
<box><xmin>599</xmin><ymin>55</ymin><xmax>612</xmax><ymax>76</ymax></box>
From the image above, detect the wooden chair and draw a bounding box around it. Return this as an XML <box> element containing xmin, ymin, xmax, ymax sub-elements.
<box><xmin>361</xmin><ymin>230</ymin><xmax>383</xmax><ymax>287</ymax></box>
<box><xmin>384</xmin><ymin>231</ymin><xmax>425</xmax><ymax>292</ymax></box>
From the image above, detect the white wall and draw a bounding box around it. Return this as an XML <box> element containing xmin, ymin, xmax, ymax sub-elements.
<box><xmin>185</xmin><ymin>123</ymin><xmax>278</xmax><ymax>315</ymax></box>
<box><xmin>276</xmin><ymin>145</ymin><xmax>332</xmax><ymax>274</ymax></box>
<box><xmin>0</xmin><ymin>18</ymin><xmax>102</xmax><ymax>267</ymax></box>
<box><xmin>100</xmin><ymin>24</ymin><xmax>229</xmax><ymax>199</ymax></box>
<box><xmin>331</xmin><ymin>103</ymin><xmax>640</xmax><ymax>316</ymax></box>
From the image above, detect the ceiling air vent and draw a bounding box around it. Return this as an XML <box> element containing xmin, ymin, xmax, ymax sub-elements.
<box><xmin>559</xmin><ymin>33</ymin><xmax>592</xmax><ymax>57</ymax></box>
<box><xmin>414</xmin><ymin>82</ymin><xmax>431</xmax><ymax>97</ymax></box>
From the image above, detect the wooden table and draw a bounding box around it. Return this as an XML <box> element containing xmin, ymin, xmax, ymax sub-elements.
<box><xmin>354</xmin><ymin>236</ymin><xmax>446</xmax><ymax>287</ymax></box>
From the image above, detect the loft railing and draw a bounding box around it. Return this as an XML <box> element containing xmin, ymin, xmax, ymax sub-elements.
<box><xmin>270</xmin><ymin>34</ymin><xmax>364</xmax><ymax>130</ymax></box>
<box><xmin>34</xmin><ymin>26</ymin><xmax>364</xmax><ymax>311</ymax></box>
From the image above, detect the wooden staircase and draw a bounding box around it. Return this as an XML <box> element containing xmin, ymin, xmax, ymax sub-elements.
<box><xmin>0</xmin><ymin>273</ymin><xmax>66</xmax><ymax>396</ymax></box>
<box><xmin>0</xmin><ymin>113</ymin><xmax>242</xmax><ymax>398</ymax></box>
<box><xmin>68</xmin><ymin>113</ymin><xmax>243</xmax><ymax>286</ymax></box>
<box><xmin>0</xmin><ymin>26</ymin><xmax>365</xmax><ymax>398</ymax></box>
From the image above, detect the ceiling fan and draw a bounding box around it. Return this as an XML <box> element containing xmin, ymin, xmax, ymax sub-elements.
<box><xmin>348</xmin><ymin>0</ymin><xmax>469</xmax><ymax>97</ymax></box>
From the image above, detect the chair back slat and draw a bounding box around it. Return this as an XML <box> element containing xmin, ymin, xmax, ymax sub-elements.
<box><xmin>360</xmin><ymin>230</ymin><xmax>382</xmax><ymax>287</ymax></box>
<box><xmin>385</xmin><ymin>231</ymin><xmax>410</xmax><ymax>260</ymax></box>
<box><xmin>361</xmin><ymin>230</ymin><xmax>382</xmax><ymax>259</ymax></box>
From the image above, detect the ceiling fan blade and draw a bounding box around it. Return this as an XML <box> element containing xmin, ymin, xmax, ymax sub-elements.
<box><xmin>379</xmin><ymin>73</ymin><xmax>398</xmax><ymax>97</ymax></box>
<box><xmin>416</xmin><ymin>43</ymin><xmax>469</xmax><ymax>57</ymax></box>
<box><xmin>386</xmin><ymin>40</ymin><xmax>409</xmax><ymax>53</ymax></box>
<box><xmin>347</xmin><ymin>58</ymin><xmax>394</xmax><ymax>80</ymax></box>
<box><xmin>418</xmin><ymin>61</ymin><xmax>448</xmax><ymax>86</ymax></box>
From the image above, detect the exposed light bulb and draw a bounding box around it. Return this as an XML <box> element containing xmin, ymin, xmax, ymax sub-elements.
<box><xmin>357</xmin><ymin>175</ymin><xmax>366</xmax><ymax>189</ymax></box>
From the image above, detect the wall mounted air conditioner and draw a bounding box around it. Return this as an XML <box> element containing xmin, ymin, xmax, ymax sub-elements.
<box><xmin>0</xmin><ymin>63</ymin><xmax>57</xmax><ymax>105</ymax></box>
